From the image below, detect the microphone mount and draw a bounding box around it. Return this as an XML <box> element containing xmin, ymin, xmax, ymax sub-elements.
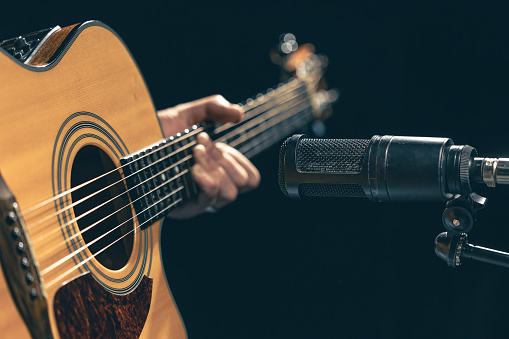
<box><xmin>434</xmin><ymin>191</ymin><xmax>509</xmax><ymax>269</ymax></box>
<box><xmin>441</xmin><ymin>193</ymin><xmax>486</xmax><ymax>234</ymax></box>
<box><xmin>435</xmin><ymin>232</ymin><xmax>509</xmax><ymax>269</ymax></box>
<box><xmin>277</xmin><ymin>133</ymin><xmax>509</xmax><ymax>269</ymax></box>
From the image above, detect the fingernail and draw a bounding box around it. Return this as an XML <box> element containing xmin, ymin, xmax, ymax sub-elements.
<box><xmin>232</xmin><ymin>104</ymin><xmax>243</xmax><ymax>122</ymax></box>
<box><xmin>194</xmin><ymin>144</ymin><xmax>206</xmax><ymax>160</ymax></box>
<box><xmin>193</xmin><ymin>164</ymin><xmax>203</xmax><ymax>176</ymax></box>
<box><xmin>197</xmin><ymin>132</ymin><xmax>210</xmax><ymax>145</ymax></box>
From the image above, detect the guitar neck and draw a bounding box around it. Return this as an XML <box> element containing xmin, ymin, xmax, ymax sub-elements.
<box><xmin>120</xmin><ymin>78</ymin><xmax>314</xmax><ymax>227</ymax></box>
<box><xmin>213</xmin><ymin>79</ymin><xmax>314</xmax><ymax>159</ymax></box>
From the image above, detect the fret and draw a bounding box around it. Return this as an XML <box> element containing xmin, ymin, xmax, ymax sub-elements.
<box><xmin>225</xmin><ymin>93</ymin><xmax>313</xmax><ymax>155</ymax></box>
<box><xmin>148</xmin><ymin>144</ymin><xmax>163</xmax><ymax>217</ymax></box>
<box><xmin>242</xmin><ymin>106</ymin><xmax>314</xmax><ymax>158</ymax></box>
<box><xmin>165</xmin><ymin>136</ymin><xmax>183</xmax><ymax>206</ymax></box>
<box><xmin>224</xmin><ymin>93</ymin><xmax>309</xmax><ymax>146</ymax></box>
<box><xmin>182</xmin><ymin>138</ymin><xmax>199</xmax><ymax>197</ymax></box>
<box><xmin>213</xmin><ymin>81</ymin><xmax>307</xmax><ymax>141</ymax></box>
<box><xmin>120</xmin><ymin>125</ymin><xmax>201</xmax><ymax>228</ymax></box>
<box><xmin>172</xmin><ymin>133</ymin><xmax>190</xmax><ymax>200</ymax></box>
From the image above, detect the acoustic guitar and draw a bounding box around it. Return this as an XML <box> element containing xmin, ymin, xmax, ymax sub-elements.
<box><xmin>0</xmin><ymin>20</ymin><xmax>335</xmax><ymax>338</ymax></box>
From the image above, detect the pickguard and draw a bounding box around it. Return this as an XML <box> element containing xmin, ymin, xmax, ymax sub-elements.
<box><xmin>54</xmin><ymin>272</ymin><xmax>152</xmax><ymax>338</ymax></box>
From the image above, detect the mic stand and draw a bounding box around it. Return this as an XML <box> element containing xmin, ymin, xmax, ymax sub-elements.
<box><xmin>435</xmin><ymin>232</ymin><xmax>509</xmax><ymax>269</ymax></box>
<box><xmin>434</xmin><ymin>193</ymin><xmax>509</xmax><ymax>269</ymax></box>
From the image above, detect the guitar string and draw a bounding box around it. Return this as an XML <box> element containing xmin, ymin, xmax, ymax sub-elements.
<box><xmin>213</xmin><ymin>79</ymin><xmax>303</xmax><ymax>135</ymax></box>
<box><xmin>39</xmin><ymin>71</ymin><xmax>325</xmax><ymax>285</ymax></box>
<box><xmin>27</xmin><ymin>88</ymin><xmax>309</xmax><ymax>237</ymax></box>
<box><xmin>230</xmin><ymin>101</ymin><xmax>313</xmax><ymax>151</ymax></box>
<box><xmin>217</xmin><ymin>94</ymin><xmax>311</xmax><ymax>146</ymax></box>
<box><xmin>43</xmin><ymin>194</ymin><xmax>185</xmax><ymax>289</ymax></box>
<box><xmin>30</xmin><ymin>93</ymin><xmax>312</xmax><ymax>265</ymax></box>
<box><xmin>240</xmin><ymin>109</ymin><xmax>314</xmax><ymax>158</ymax></box>
<box><xmin>36</xmin><ymin>100</ymin><xmax>314</xmax><ymax>271</ymax></box>
<box><xmin>26</xmin><ymin>139</ymin><xmax>198</xmax><ymax>233</ymax></box>
<box><xmin>214</xmin><ymin>74</ymin><xmax>318</xmax><ymax>143</ymax></box>
<box><xmin>32</xmin><ymin>88</ymin><xmax>315</xmax><ymax>270</ymax></box>
<box><xmin>31</xmin><ymin>153</ymin><xmax>194</xmax><ymax>248</ymax></box>
<box><xmin>42</xmin><ymin>103</ymin><xmax>314</xmax><ymax>287</ymax></box>
<box><xmin>242</xmin><ymin>111</ymin><xmax>313</xmax><ymax>157</ymax></box>
<box><xmin>22</xmin><ymin>80</ymin><xmax>304</xmax><ymax>219</ymax></box>
<box><xmin>20</xmin><ymin>127</ymin><xmax>200</xmax><ymax>218</ymax></box>
<box><xmin>20</xmin><ymin>79</ymin><xmax>306</xmax><ymax>218</ymax></box>
<box><xmin>39</xmin><ymin>172</ymin><xmax>188</xmax><ymax>277</ymax></box>
<box><xmin>35</xmin><ymin>98</ymin><xmax>313</xmax><ymax>263</ymax></box>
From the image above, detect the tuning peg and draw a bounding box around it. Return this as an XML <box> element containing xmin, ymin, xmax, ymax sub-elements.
<box><xmin>270</xmin><ymin>33</ymin><xmax>299</xmax><ymax>67</ymax></box>
<box><xmin>279</xmin><ymin>33</ymin><xmax>298</xmax><ymax>54</ymax></box>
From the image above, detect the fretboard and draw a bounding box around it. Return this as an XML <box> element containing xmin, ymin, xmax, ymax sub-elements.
<box><xmin>120</xmin><ymin>78</ymin><xmax>314</xmax><ymax>228</ymax></box>
<box><xmin>213</xmin><ymin>79</ymin><xmax>314</xmax><ymax>158</ymax></box>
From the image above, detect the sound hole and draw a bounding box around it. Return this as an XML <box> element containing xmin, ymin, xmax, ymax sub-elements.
<box><xmin>71</xmin><ymin>146</ymin><xmax>133</xmax><ymax>270</ymax></box>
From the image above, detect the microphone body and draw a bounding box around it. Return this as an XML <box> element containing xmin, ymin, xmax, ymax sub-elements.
<box><xmin>279</xmin><ymin>134</ymin><xmax>480</xmax><ymax>201</ymax></box>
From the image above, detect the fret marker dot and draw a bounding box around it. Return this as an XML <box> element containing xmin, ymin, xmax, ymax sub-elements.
<box><xmin>161</xmin><ymin>173</ymin><xmax>167</xmax><ymax>181</ymax></box>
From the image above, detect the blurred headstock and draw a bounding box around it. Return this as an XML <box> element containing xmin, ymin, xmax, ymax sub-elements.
<box><xmin>270</xmin><ymin>33</ymin><xmax>338</xmax><ymax>123</ymax></box>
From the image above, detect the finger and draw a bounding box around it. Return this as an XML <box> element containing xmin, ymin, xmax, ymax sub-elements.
<box><xmin>196</xmin><ymin>133</ymin><xmax>241</xmax><ymax>203</ymax></box>
<box><xmin>192</xmin><ymin>144</ymin><xmax>220</xmax><ymax>197</ymax></box>
<box><xmin>174</xmin><ymin>95</ymin><xmax>243</xmax><ymax>126</ymax></box>
<box><xmin>197</xmin><ymin>134</ymin><xmax>249</xmax><ymax>187</ymax></box>
<box><xmin>193</xmin><ymin>140</ymin><xmax>238</xmax><ymax>207</ymax></box>
<box><xmin>168</xmin><ymin>145</ymin><xmax>220</xmax><ymax>220</ymax></box>
<box><xmin>216</xmin><ymin>150</ymin><xmax>249</xmax><ymax>187</ymax></box>
<box><xmin>193</xmin><ymin>162</ymin><xmax>238</xmax><ymax>210</ymax></box>
<box><xmin>157</xmin><ymin>107</ymin><xmax>188</xmax><ymax>138</ymax></box>
<box><xmin>168</xmin><ymin>188</ymin><xmax>219</xmax><ymax>220</ymax></box>
<box><xmin>216</xmin><ymin>143</ymin><xmax>261</xmax><ymax>191</ymax></box>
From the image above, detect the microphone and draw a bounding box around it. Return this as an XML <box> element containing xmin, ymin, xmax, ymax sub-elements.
<box><xmin>278</xmin><ymin>134</ymin><xmax>509</xmax><ymax>201</ymax></box>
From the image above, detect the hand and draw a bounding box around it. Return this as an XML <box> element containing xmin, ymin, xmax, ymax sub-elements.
<box><xmin>157</xmin><ymin>95</ymin><xmax>260</xmax><ymax>219</ymax></box>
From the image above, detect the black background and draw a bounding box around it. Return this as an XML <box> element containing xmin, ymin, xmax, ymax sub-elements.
<box><xmin>3</xmin><ymin>1</ymin><xmax>509</xmax><ymax>338</ymax></box>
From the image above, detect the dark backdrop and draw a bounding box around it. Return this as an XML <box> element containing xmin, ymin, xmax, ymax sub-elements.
<box><xmin>3</xmin><ymin>1</ymin><xmax>509</xmax><ymax>338</ymax></box>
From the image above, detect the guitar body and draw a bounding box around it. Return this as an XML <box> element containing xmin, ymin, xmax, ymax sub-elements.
<box><xmin>0</xmin><ymin>21</ymin><xmax>186</xmax><ymax>338</ymax></box>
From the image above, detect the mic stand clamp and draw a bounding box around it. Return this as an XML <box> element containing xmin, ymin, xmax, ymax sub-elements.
<box><xmin>435</xmin><ymin>232</ymin><xmax>509</xmax><ymax>269</ymax></box>
<box><xmin>435</xmin><ymin>192</ymin><xmax>509</xmax><ymax>269</ymax></box>
<box><xmin>441</xmin><ymin>193</ymin><xmax>486</xmax><ymax>234</ymax></box>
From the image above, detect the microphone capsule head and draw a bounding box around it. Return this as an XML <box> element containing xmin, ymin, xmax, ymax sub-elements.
<box><xmin>278</xmin><ymin>134</ymin><xmax>371</xmax><ymax>199</ymax></box>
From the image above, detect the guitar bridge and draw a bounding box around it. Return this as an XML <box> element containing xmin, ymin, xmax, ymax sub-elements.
<box><xmin>0</xmin><ymin>171</ymin><xmax>52</xmax><ymax>338</ymax></box>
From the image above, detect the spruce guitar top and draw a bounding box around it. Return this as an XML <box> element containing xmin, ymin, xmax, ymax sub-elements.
<box><xmin>0</xmin><ymin>20</ymin><xmax>336</xmax><ymax>338</ymax></box>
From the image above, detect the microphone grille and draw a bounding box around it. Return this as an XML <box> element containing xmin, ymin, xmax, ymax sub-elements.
<box><xmin>299</xmin><ymin>183</ymin><xmax>367</xmax><ymax>198</ymax></box>
<box><xmin>278</xmin><ymin>137</ymin><xmax>290</xmax><ymax>196</ymax></box>
<box><xmin>296</xmin><ymin>138</ymin><xmax>370</xmax><ymax>173</ymax></box>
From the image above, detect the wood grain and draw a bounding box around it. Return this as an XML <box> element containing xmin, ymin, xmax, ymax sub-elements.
<box><xmin>0</xmin><ymin>22</ymin><xmax>187</xmax><ymax>338</ymax></box>
<box><xmin>54</xmin><ymin>273</ymin><xmax>152</xmax><ymax>338</ymax></box>
<box><xmin>27</xmin><ymin>24</ymin><xmax>79</xmax><ymax>66</ymax></box>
